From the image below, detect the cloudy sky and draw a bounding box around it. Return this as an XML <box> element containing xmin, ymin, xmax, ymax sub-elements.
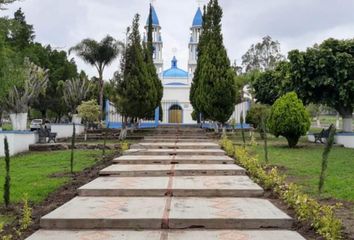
<box><xmin>1</xmin><ymin>0</ymin><xmax>354</xmax><ymax>79</ymax></box>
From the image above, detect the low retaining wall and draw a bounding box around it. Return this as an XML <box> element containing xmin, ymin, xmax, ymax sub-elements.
<box><xmin>308</xmin><ymin>133</ymin><xmax>354</xmax><ymax>149</ymax></box>
<box><xmin>51</xmin><ymin>124</ymin><xmax>85</xmax><ymax>139</ymax></box>
<box><xmin>335</xmin><ymin>133</ymin><xmax>354</xmax><ymax>149</ymax></box>
<box><xmin>0</xmin><ymin>131</ymin><xmax>38</xmax><ymax>156</ymax></box>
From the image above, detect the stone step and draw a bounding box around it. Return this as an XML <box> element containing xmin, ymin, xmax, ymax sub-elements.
<box><xmin>78</xmin><ymin>176</ymin><xmax>263</xmax><ymax>197</ymax></box>
<box><xmin>144</xmin><ymin>135</ymin><xmax>210</xmax><ymax>140</ymax></box>
<box><xmin>100</xmin><ymin>164</ymin><xmax>245</xmax><ymax>177</ymax></box>
<box><xmin>113</xmin><ymin>155</ymin><xmax>234</xmax><ymax>164</ymax></box>
<box><xmin>131</xmin><ymin>142</ymin><xmax>220</xmax><ymax>149</ymax></box>
<box><xmin>143</xmin><ymin>138</ymin><xmax>214</xmax><ymax>143</ymax></box>
<box><xmin>124</xmin><ymin>149</ymin><xmax>226</xmax><ymax>156</ymax></box>
<box><xmin>27</xmin><ymin>230</ymin><xmax>306</xmax><ymax>240</ymax></box>
<box><xmin>40</xmin><ymin>197</ymin><xmax>292</xmax><ymax>230</ymax></box>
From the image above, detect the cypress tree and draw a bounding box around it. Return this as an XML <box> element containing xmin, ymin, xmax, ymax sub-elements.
<box><xmin>145</xmin><ymin>4</ymin><xmax>163</xmax><ymax>116</ymax></box>
<box><xmin>118</xmin><ymin>14</ymin><xmax>153</xmax><ymax>120</ymax></box>
<box><xmin>4</xmin><ymin>136</ymin><xmax>10</xmax><ymax>208</ymax></box>
<box><xmin>191</xmin><ymin>0</ymin><xmax>236</xmax><ymax>128</ymax></box>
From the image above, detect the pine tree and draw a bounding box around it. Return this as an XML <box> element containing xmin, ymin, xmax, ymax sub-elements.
<box><xmin>4</xmin><ymin>137</ymin><xmax>11</xmax><ymax>208</ymax></box>
<box><xmin>118</xmin><ymin>14</ymin><xmax>154</xmax><ymax>120</ymax></box>
<box><xmin>191</xmin><ymin>0</ymin><xmax>236</xmax><ymax>128</ymax></box>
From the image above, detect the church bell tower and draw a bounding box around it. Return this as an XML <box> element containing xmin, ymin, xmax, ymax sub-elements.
<box><xmin>144</xmin><ymin>5</ymin><xmax>163</xmax><ymax>75</ymax></box>
<box><xmin>188</xmin><ymin>7</ymin><xmax>203</xmax><ymax>77</ymax></box>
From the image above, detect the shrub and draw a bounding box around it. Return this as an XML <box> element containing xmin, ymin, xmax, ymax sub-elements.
<box><xmin>268</xmin><ymin>92</ymin><xmax>310</xmax><ymax>148</ymax></box>
<box><xmin>77</xmin><ymin>100</ymin><xmax>100</xmax><ymax>124</ymax></box>
<box><xmin>246</xmin><ymin>103</ymin><xmax>270</xmax><ymax>130</ymax></box>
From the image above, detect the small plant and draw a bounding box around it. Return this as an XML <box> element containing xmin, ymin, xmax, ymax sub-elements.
<box><xmin>268</xmin><ymin>92</ymin><xmax>311</xmax><ymax>148</ymax></box>
<box><xmin>319</xmin><ymin>125</ymin><xmax>336</xmax><ymax>194</ymax></box>
<box><xmin>240</xmin><ymin>112</ymin><xmax>246</xmax><ymax>147</ymax></box>
<box><xmin>120</xmin><ymin>141</ymin><xmax>130</xmax><ymax>152</ymax></box>
<box><xmin>15</xmin><ymin>194</ymin><xmax>32</xmax><ymax>238</ymax></box>
<box><xmin>260</xmin><ymin>115</ymin><xmax>269</xmax><ymax>163</ymax></box>
<box><xmin>4</xmin><ymin>137</ymin><xmax>10</xmax><ymax>208</ymax></box>
<box><xmin>70</xmin><ymin>123</ymin><xmax>76</xmax><ymax>173</ymax></box>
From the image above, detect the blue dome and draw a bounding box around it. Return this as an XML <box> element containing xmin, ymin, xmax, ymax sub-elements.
<box><xmin>163</xmin><ymin>57</ymin><xmax>189</xmax><ymax>78</ymax></box>
<box><xmin>146</xmin><ymin>6</ymin><xmax>160</xmax><ymax>26</ymax></box>
<box><xmin>192</xmin><ymin>7</ymin><xmax>203</xmax><ymax>27</ymax></box>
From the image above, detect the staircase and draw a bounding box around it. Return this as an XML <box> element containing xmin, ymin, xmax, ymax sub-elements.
<box><xmin>27</xmin><ymin>126</ymin><xmax>305</xmax><ymax>240</ymax></box>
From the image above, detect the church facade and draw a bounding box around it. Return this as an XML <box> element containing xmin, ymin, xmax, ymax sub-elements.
<box><xmin>144</xmin><ymin>6</ymin><xmax>203</xmax><ymax>124</ymax></box>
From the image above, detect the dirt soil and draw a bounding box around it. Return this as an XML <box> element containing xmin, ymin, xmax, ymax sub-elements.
<box><xmin>1</xmin><ymin>151</ymin><xmax>120</xmax><ymax>240</ymax></box>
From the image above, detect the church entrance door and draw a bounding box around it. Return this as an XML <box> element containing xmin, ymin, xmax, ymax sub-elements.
<box><xmin>168</xmin><ymin>105</ymin><xmax>183</xmax><ymax>124</ymax></box>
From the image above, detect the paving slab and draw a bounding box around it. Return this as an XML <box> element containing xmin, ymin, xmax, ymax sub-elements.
<box><xmin>143</xmin><ymin>138</ymin><xmax>215</xmax><ymax>143</ymax></box>
<box><xmin>125</xmin><ymin>148</ymin><xmax>225</xmax><ymax>156</ymax></box>
<box><xmin>169</xmin><ymin>197</ymin><xmax>293</xmax><ymax>229</ymax></box>
<box><xmin>113</xmin><ymin>155</ymin><xmax>234</xmax><ymax>164</ymax></box>
<box><xmin>144</xmin><ymin>135</ymin><xmax>210</xmax><ymax>140</ymax></box>
<box><xmin>78</xmin><ymin>176</ymin><xmax>263</xmax><ymax>197</ymax></box>
<box><xmin>131</xmin><ymin>142</ymin><xmax>220</xmax><ymax>149</ymax></box>
<box><xmin>40</xmin><ymin>197</ymin><xmax>292</xmax><ymax>229</ymax></box>
<box><xmin>100</xmin><ymin>164</ymin><xmax>245</xmax><ymax>176</ymax></box>
<box><xmin>27</xmin><ymin>230</ymin><xmax>306</xmax><ymax>240</ymax></box>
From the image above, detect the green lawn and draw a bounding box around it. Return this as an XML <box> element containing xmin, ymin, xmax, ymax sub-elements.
<box><xmin>0</xmin><ymin>150</ymin><xmax>109</xmax><ymax>204</ymax></box>
<box><xmin>229</xmin><ymin>132</ymin><xmax>354</xmax><ymax>202</ymax></box>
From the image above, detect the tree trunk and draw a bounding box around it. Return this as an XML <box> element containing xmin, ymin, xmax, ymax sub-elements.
<box><xmin>0</xmin><ymin>110</ymin><xmax>3</xmax><ymax>130</ymax></box>
<box><xmin>99</xmin><ymin>70</ymin><xmax>104</xmax><ymax>122</ymax></box>
<box><xmin>338</xmin><ymin>107</ymin><xmax>353</xmax><ymax>132</ymax></box>
<box><xmin>342</xmin><ymin>117</ymin><xmax>353</xmax><ymax>132</ymax></box>
<box><xmin>286</xmin><ymin>136</ymin><xmax>300</xmax><ymax>148</ymax></box>
<box><xmin>316</xmin><ymin>113</ymin><xmax>321</xmax><ymax>127</ymax></box>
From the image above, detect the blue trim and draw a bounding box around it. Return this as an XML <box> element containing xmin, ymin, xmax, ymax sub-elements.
<box><xmin>336</xmin><ymin>132</ymin><xmax>354</xmax><ymax>136</ymax></box>
<box><xmin>165</xmin><ymin>82</ymin><xmax>188</xmax><ymax>86</ymax></box>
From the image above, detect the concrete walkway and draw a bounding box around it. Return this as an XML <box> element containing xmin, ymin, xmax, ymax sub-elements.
<box><xmin>27</xmin><ymin>127</ymin><xmax>306</xmax><ymax>240</ymax></box>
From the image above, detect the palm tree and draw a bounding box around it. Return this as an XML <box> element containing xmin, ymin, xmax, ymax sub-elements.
<box><xmin>69</xmin><ymin>35</ymin><xmax>123</xmax><ymax>119</ymax></box>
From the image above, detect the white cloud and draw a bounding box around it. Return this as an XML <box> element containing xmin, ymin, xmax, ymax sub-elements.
<box><xmin>1</xmin><ymin>0</ymin><xmax>354</xmax><ymax>79</ymax></box>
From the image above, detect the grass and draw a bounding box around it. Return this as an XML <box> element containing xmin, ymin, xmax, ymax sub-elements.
<box><xmin>0</xmin><ymin>150</ymin><xmax>110</xmax><ymax>204</ymax></box>
<box><xmin>229</xmin><ymin>132</ymin><xmax>354</xmax><ymax>202</ymax></box>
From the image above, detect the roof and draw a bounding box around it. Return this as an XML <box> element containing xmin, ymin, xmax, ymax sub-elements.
<box><xmin>192</xmin><ymin>7</ymin><xmax>203</xmax><ymax>27</ymax></box>
<box><xmin>146</xmin><ymin>6</ymin><xmax>160</xmax><ymax>26</ymax></box>
<box><xmin>163</xmin><ymin>57</ymin><xmax>189</xmax><ymax>78</ymax></box>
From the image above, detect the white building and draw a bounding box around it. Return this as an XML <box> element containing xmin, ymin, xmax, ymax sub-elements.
<box><xmin>144</xmin><ymin>6</ymin><xmax>203</xmax><ymax>124</ymax></box>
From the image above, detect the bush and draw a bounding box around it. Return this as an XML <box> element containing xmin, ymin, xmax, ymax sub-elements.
<box><xmin>77</xmin><ymin>100</ymin><xmax>100</xmax><ymax>124</ymax></box>
<box><xmin>268</xmin><ymin>92</ymin><xmax>310</xmax><ymax>148</ymax></box>
<box><xmin>246</xmin><ymin>103</ymin><xmax>270</xmax><ymax>130</ymax></box>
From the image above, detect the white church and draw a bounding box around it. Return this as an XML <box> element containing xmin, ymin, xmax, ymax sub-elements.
<box><xmin>144</xmin><ymin>6</ymin><xmax>203</xmax><ymax>124</ymax></box>
<box><xmin>106</xmin><ymin>5</ymin><xmax>249</xmax><ymax>127</ymax></box>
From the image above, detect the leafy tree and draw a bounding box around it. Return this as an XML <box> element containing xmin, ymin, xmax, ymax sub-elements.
<box><xmin>62</xmin><ymin>76</ymin><xmax>90</xmax><ymax>115</ymax></box>
<box><xmin>246</xmin><ymin>103</ymin><xmax>270</xmax><ymax>130</ymax></box>
<box><xmin>26</xmin><ymin>44</ymin><xmax>79</xmax><ymax>119</ymax></box>
<box><xmin>6</xmin><ymin>58</ymin><xmax>49</xmax><ymax>113</ymax></box>
<box><xmin>9</xmin><ymin>8</ymin><xmax>35</xmax><ymax>50</ymax></box>
<box><xmin>77</xmin><ymin>100</ymin><xmax>100</xmax><ymax>124</ymax></box>
<box><xmin>69</xmin><ymin>35</ymin><xmax>123</xmax><ymax>117</ymax></box>
<box><xmin>191</xmin><ymin>0</ymin><xmax>236</xmax><ymax>128</ymax></box>
<box><xmin>268</xmin><ymin>92</ymin><xmax>311</xmax><ymax>148</ymax></box>
<box><xmin>288</xmin><ymin>38</ymin><xmax>354</xmax><ymax>132</ymax></box>
<box><xmin>242</xmin><ymin>35</ymin><xmax>284</xmax><ymax>72</ymax></box>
